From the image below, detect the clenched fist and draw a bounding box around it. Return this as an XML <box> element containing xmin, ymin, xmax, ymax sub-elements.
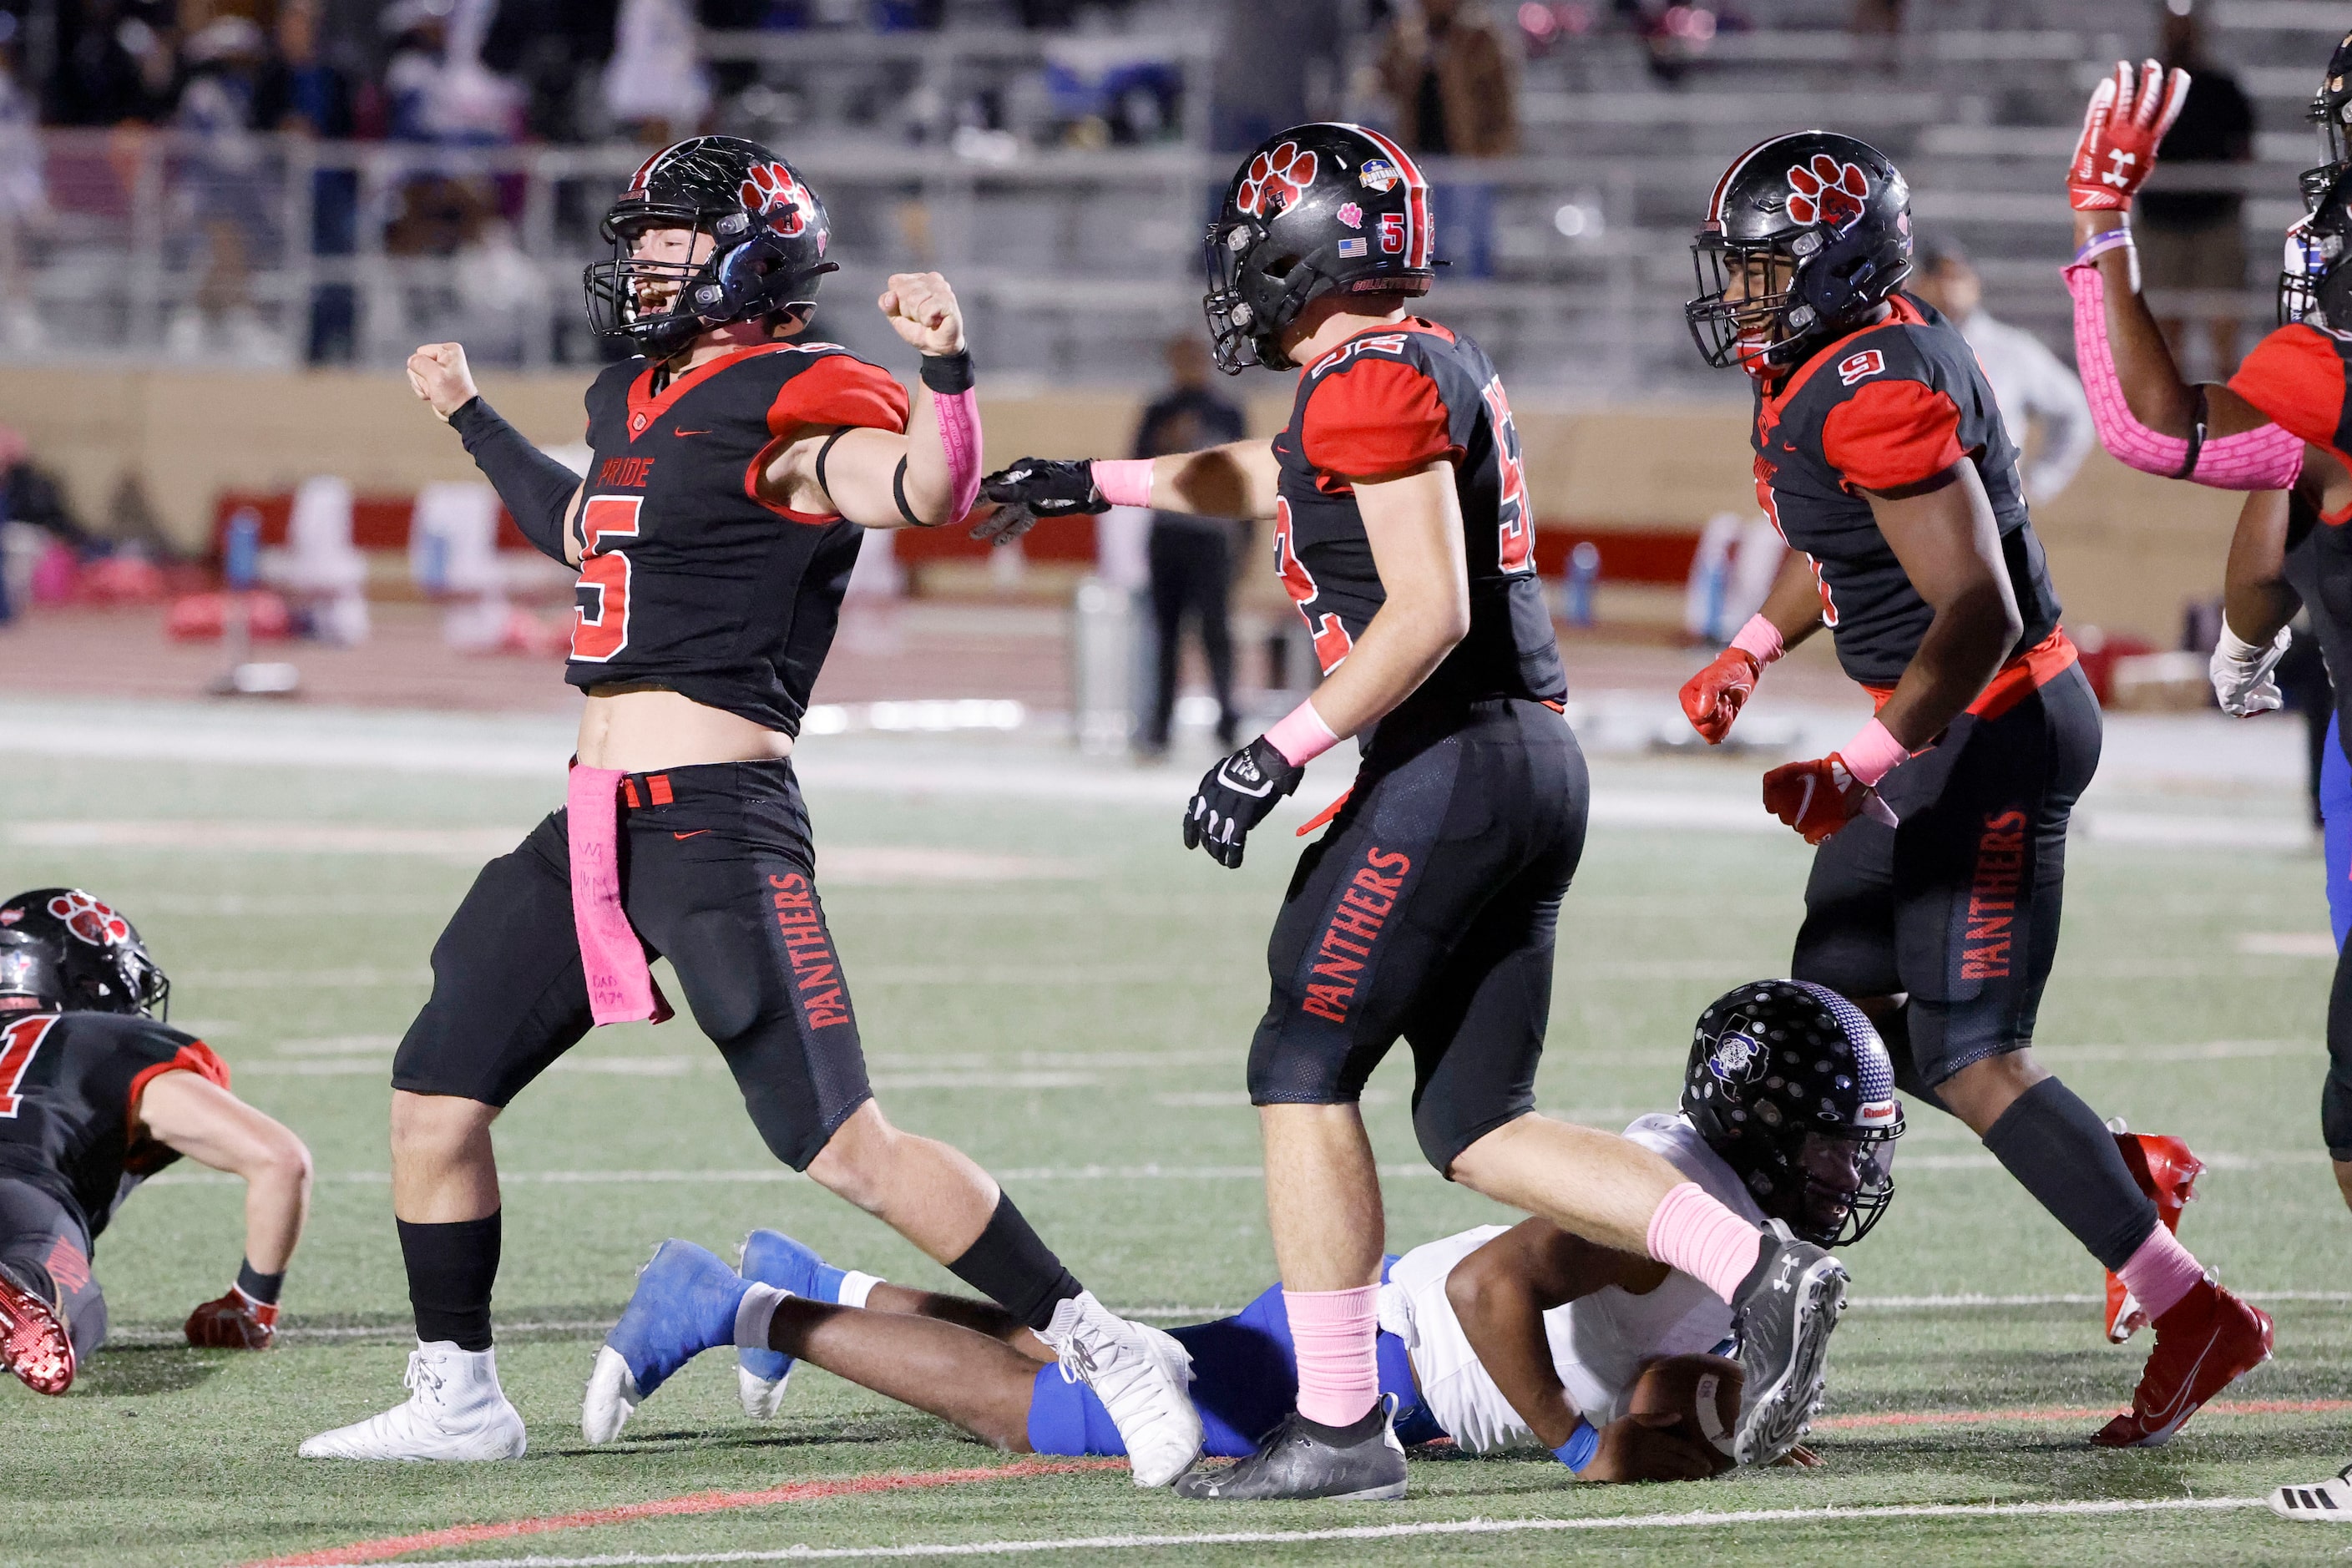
<box><xmin>878</xmin><ymin>272</ymin><xmax>965</xmax><ymax>357</ymax></box>
<box><xmin>407</xmin><ymin>341</ymin><xmax>480</xmax><ymax>421</ymax></box>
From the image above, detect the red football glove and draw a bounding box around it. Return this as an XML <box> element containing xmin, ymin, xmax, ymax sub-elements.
<box><xmin>185</xmin><ymin>1287</ymin><xmax>278</xmax><ymax>1350</ymax></box>
<box><xmin>1680</xmin><ymin>649</ymin><xmax>1763</xmax><ymax>745</ymax></box>
<box><xmin>1761</xmin><ymin>753</ymin><xmax>1880</xmax><ymax>845</ymax></box>
<box><xmin>2068</xmin><ymin>59</ymin><xmax>2190</xmax><ymax>213</ymax></box>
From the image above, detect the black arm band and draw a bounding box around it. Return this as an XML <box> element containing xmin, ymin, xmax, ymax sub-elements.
<box><xmin>813</xmin><ymin>427</ymin><xmax>851</xmax><ymax>512</ymax></box>
<box><xmin>2175</xmin><ymin>383</ymin><xmax>2209</xmax><ymax>480</ymax></box>
<box><xmin>448</xmin><ymin>396</ymin><xmax>580</xmax><ymax>564</ymax></box>
<box><xmin>893</xmin><ymin>456</ymin><xmax>929</xmax><ymax>527</ymax></box>
<box><xmin>919</xmin><ymin>350</ymin><xmax>974</xmax><ymax>394</ymax></box>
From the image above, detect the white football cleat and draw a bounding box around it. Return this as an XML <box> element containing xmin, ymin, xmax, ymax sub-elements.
<box><xmin>1036</xmin><ymin>1291</ymin><xmax>1202</xmax><ymax>1488</ymax></box>
<box><xmin>582</xmin><ymin>1344</ymin><xmax>642</xmax><ymax>1444</ymax></box>
<box><xmin>739</xmin><ymin>1362</ymin><xmax>792</xmax><ymax>1420</ymax></box>
<box><xmin>2272</xmin><ymin>1463</ymin><xmax>2352</xmax><ymax>1520</ymax></box>
<box><xmin>299</xmin><ymin>1342</ymin><xmax>527</xmax><ymax>1461</ymax></box>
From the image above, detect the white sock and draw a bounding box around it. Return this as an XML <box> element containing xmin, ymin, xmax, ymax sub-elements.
<box><xmin>735</xmin><ymin>1282</ymin><xmax>787</xmax><ymax>1350</ymax></box>
<box><xmin>837</xmin><ymin>1270</ymin><xmax>884</xmax><ymax>1310</ymax></box>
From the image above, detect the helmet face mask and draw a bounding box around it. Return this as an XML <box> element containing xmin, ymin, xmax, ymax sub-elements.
<box><xmin>1688</xmin><ymin>238</ymin><xmax>1803</xmax><ymax>373</ymax></box>
<box><xmin>582</xmin><ymin>138</ymin><xmax>838</xmax><ymax>362</ymax></box>
<box><xmin>1680</xmin><ymin>979</ymin><xmax>1905</xmax><ymax>1247</ymax></box>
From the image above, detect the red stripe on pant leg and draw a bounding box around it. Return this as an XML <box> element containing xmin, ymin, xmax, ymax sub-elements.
<box><xmin>1814</xmin><ymin>1398</ymin><xmax>2352</xmax><ymax>1431</ymax></box>
<box><xmin>241</xmin><ymin>1459</ymin><xmax>1129</xmax><ymax>1567</ymax></box>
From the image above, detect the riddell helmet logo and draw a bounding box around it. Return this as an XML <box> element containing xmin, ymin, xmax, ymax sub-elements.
<box><xmin>46</xmin><ymin>892</ymin><xmax>128</xmax><ymax>948</ymax></box>
<box><xmin>1237</xmin><ymin>141</ymin><xmax>1318</xmax><ymax>218</ymax></box>
<box><xmin>0</xmin><ymin>908</ymin><xmax>18</xmax><ymax>927</ymax></box>
<box><xmin>1786</xmin><ymin>154</ymin><xmax>1869</xmax><ymax>230</ymax></box>
<box><xmin>739</xmin><ymin>162</ymin><xmax>810</xmax><ymax>237</ymax></box>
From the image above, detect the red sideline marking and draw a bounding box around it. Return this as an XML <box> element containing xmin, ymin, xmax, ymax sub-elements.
<box><xmin>1817</xmin><ymin>1398</ymin><xmax>2352</xmax><ymax>1431</ymax></box>
<box><xmin>241</xmin><ymin>1459</ymin><xmax>1128</xmax><ymax>1568</ymax></box>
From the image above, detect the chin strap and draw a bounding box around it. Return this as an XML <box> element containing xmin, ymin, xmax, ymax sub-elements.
<box><xmin>2065</xmin><ymin>260</ymin><xmax>2304</xmax><ymax>490</ymax></box>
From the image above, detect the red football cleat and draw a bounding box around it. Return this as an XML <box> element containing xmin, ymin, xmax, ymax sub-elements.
<box><xmin>2102</xmin><ymin>1129</ymin><xmax>2205</xmax><ymax>1343</ymax></box>
<box><xmin>0</xmin><ymin>1264</ymin><xmax>76</xmax><ymax>1396</ymax></box>
<box><xmin>2092</xmin><ymin>1277</ymin><xmax>2272</xmax><ymax>1448</ymax></box>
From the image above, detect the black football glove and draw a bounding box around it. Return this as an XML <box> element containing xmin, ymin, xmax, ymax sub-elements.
<box><xmin>972</xmin><ymin>458</ymin><xmax>1107</xmax><ymax>544</ymax></box>
<box><xmin>1184</xmin><ymin>736</ymin><xmax>1304</xmax><ymax>870</ymax></box>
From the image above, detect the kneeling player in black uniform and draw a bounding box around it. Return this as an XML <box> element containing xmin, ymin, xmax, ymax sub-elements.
<box><xmin>300</xmin><ymin>138</ymin><xmax>1199</xmax><ymax>1478</ymax></box>
<box><xmin>0</xmin><ymin>888</ymin><xmax>313</xmax><ymax>1394</ymax></box>
<box><xmin>1678</xmin><ymin>129</ymin><xmax>2270</xmax><ymax>1449</ymax></box>
<box><xmin>984</xmin><ymin>124</ymin><xmax>1852</xmax><ymax>1500</ymax></box>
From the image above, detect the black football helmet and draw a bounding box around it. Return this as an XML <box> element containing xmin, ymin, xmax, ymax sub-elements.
<box><xmin>2281</xmin><ymin>30</ymin><xmax>2352</xmax><ymax>329</ymax></box>
<box><xmin>1686</xmin><ymin>130</ymin><xmax>1913</xmax><ymax>377</ymax></box>
<box><xmin>0</xmin><ymin>889</ymin><xmax>170</xmax><ymax>1019</ymax></box>
<box><xmin>1681</xmin><ymin>979</ymin><xmax>1904</xmax><ymax>1247</ymax></box>
<box><xmin>583</xmin><ymin>136</ymin><xmax>838</xmax><ymax>361</ymax></box>
<box><xmin>1203</xmin><ymin>122</ymin><xmax>1437</xmax><ymax>374</ymax></box>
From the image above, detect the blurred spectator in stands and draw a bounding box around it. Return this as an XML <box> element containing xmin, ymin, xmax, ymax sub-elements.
<box><xmin>484</xmin><ymin>0</ymin><xmax>620</xmax><ymax>144</ymax></box>
<box><xmin>1909</xmin><ymin>238</ymin><xmax>2093</xmax><ymax>505</ymax></box>
<box><xmin>1373</xmin><ymin>0</ymin><xmax>1514</xmax><ymax>278</ymax></box>
<box><xmin>48</xmin><ymin>0</ymin><xmax>175</xmax><ymax>126</ymax></box>
<box><xmin>606</xmin><ymin>0</ymin><xmax>710</xmax><ymax>144</ymax></box>
<box><xmin>1850</xmin><ymin>0</ymin><xmax>1901</xmax><ymax>76</ymax></box>
<box><xmin>2138</xmin><ymin>0</ymin><xmax>2253</xmax><ymax>377</ymax></box>
<box><xmin>259</xmin><ymin>0</ymin><xmax>362</xmax><ymax>362</ymax></box>
<box><xmin>0</xmin><ymin>11</ymin><xmax>48</xmax><ymax>352</ymax></box>
<box><xmin>1136</xmin><ymin>332</ymin><xmax>1247</xmax><ymax>755</ymax></box>
<box><xmin>170</xmin><ymin>16</ymin><xmax>281</xmax><ymax>364</ymax></box>
<box><xmin>0</xmin><ymin>424</ymin><xmax>97</xmax><ymax>625</ymax></box>
<box><xmin>383</xmin><ymin>0</ymin><xmax>454</xmax><ymax>140</ymax></box>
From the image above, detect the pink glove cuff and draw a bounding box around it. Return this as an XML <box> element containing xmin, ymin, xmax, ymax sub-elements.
<box><xmin>2065</xmin><ymin>265</ymin><xmax>2307</xmax><ymax>491</ymax></box>
<box><xmin>935</xmin><ymin>388</ymin><xmax>983</xmax><ymax>524</ymax></box>
<box><xmin>1091</xmin><ymin>458</ymin><xmax>1155</xmax><ymax>509</ymax></box>
<box><xmin>1839</xmin><ymin>716</ymin><xmax>1909</xmax><ymax>788</ymax></box>
<box><xmin>1264</xmin><ymin>700</ymin><xmax>1339</xmax><ymax>767</ymax></box>
<box><xmin>1727</xmin><ymin>613</ymin><xmax>1784</xmax><ymax>665</ymax></box>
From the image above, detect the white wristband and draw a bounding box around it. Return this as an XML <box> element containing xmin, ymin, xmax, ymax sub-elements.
<box><xmin>837</xmin><ymin>1271</ymin><xmax>884</xmax><ymax>1310</ymax></box>
<box><xmin>2214</xmin><ymin>619</ymin><xmax>2268</xmax><ymax>663</ymax></box>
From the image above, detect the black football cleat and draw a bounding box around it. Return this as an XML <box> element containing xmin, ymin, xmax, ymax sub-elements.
<box><xmin>1730</xmin><ymin>1221</ymin><xmax>1848</xmax><ymax>1467</ymax></box>
<box><xmin>1173</xmin><ymin>1400</ymin><xmax>1407</xmax><ymax>1501</ymax></box>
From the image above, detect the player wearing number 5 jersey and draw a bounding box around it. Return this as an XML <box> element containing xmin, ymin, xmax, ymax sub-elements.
<box><xmin>301</xmin><ymin>137</ymin><xmax>1202</xmax><ymax>1481</ymax></box>
<box><xmin>1680</xmin><ymin>129</ymin><xmax>2269</xmax><ymax>1449</ymax></box>
<box><xmin>984</xmin><ymin>123</ymin><xmax>1854</xmax><ymax>1502</ymax></box>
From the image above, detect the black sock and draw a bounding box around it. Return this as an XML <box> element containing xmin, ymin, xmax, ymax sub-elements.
<box><xmin>1297</xmin><ymin>1401</ymin><xmax>1388</xmax><ymax>1444</ymax></box>
<box><xmin>945</xmin><ymin>1193</ymin><xmax>1084</xmax><ymax>1333</ymax></box>
<box><xmin>397</xmin><ymin>1212</ymin><xmax>500</xmax><ymax>1352</ymax></box>
<box><xmin>1980</xmin><ymin>1077</ymin><xmax>2157</xmax><ymax>1271</ymax></box>
<box><xmin>2324</xmin><ymin>938</ymin><xmax>2352</xmax><ymax>1161</ymax></box>
<box><xmin>235</xmin><ymin>1257</ymin><xmax>285</xmax><ymax>1306</ymax></box>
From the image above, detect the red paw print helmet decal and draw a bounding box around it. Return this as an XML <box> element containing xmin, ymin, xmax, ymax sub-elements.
<box><xmin>47</xmin><ymin>891</ymin><xmax>129</xmax><ymax>948</ymax></box>
<box><xmin>739</xmin><ymin>161</ymin><xmax>811</xmax><ymax>237</ymax></box>
<box><xmin>1237</xmin><ymin>140</ymin><xmax>1320</xmax><ymax>219</ymax></box>
<box><xmin>1785</xmin><ymin>154</ymin><xmax>1869</xmax><ymax>230</ymax></box>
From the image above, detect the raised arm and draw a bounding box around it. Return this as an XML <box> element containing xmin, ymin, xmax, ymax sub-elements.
<box><xmin>412</xmin><ymin>341</ymin><xmax>586</xmax><ymax>565</ymax></box>
<box><xmin>1445</xmin><ymin>1219</ymin><xmax>1717</xmax><ymax>1483</ymax></box>
<box><xmin>135</xmin><ymin>1070</ymin><xmax>312</xmax><ymax>1348</ymax></box>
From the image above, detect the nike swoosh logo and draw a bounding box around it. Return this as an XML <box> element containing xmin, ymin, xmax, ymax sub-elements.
<box><xmin>673</xmin><ymin>428</ymin><xmax>710</xmax><ymax>437</ymax></box>
<box><xmin>672</xmin><ymin>830</ymin><xmax>709</xmax><ymax>840</ymax></box>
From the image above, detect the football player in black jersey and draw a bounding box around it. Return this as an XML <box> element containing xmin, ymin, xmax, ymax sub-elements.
<box><xmin>301</xmin><ymin>138</ymin><xmax>1201</xmax><ymax>1479</ymax></box>
<box><xmin>1677</xmin><ymin>129</ymin><xmax>2270</xmax><ymax>1448</ymax></box>
<box><xmin>0</xmin><ymin>888</ymin><xmax>313</xmax><ymax>1394</ymax></box>
<box><xmin>984</xmin><ymin>124</ymin><xmax>1852</xmax><ymax>1500</ymax></box>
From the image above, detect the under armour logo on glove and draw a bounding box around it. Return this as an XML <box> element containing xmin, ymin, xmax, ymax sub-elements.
<box><xmin>2067</xmin><ymin>59</ymin><xmax>2189</xmax><ymax>213</ymax></box>
<box><xmin>1184</xmin><ymin>736</ymin><xmax>1304</xmax><ymax>869</ymax></box>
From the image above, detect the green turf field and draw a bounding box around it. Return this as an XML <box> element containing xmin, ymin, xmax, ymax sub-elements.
<box><xmin>6</xmin><ymin>723</ymin><xmax>2351</xmax><ymax>1565</ymax></box>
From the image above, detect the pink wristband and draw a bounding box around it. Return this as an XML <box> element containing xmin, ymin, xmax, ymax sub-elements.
<box><xmin>1263</xmin><ymin>700</ymin><xmax>1339</xmax><ymax>767</ymax></box>
<box><xmin>1838</xmin><ymin>716</ymin><xmax>1909</xmax><ymax>788</ymax></box>
<box><xmin>1727</xmin><ymin>613</ymin><xmax>1783</xmax><ymax>665</ymax></box>
<box><xmin>1090</xmin><ymin>458</ymin><xmax>1155</xmax><ymax>509</ymax></box>
<box><xmin>935</xmin><ymin>387</ymin><xmax>983</xmax><ymax>523</ymax></box>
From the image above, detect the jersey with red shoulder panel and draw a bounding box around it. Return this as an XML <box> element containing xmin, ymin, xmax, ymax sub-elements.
<box><xmin>0</xmin><ymin>1010</ymin><xmax>227</xmax><ymax>1242</ymax></box>
<box><xmin>571</xmin><ymin>341</ymin><xmax>912</xmax><ymax>734</ymax></box>
<box><xmin>2229</xmin><ymin>324</ymin><xmax>2352</xmax><ymax>751</ymax></box>
<box><xmin>1752</xmin><ymin>294</ymin><xmax>2061</xmax><ymax>685</ymax></box>
<box><xmin>1270</xmin><ymin>318</ymin><xmax>1564</xmax><ymax>716</ymax></box>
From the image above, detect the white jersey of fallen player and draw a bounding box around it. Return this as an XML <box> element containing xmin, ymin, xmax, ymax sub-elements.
<box><xmin>1377</xmin><ymin>1112</ymin><xmax>1765</xmax><ymax>1453</ymax></box>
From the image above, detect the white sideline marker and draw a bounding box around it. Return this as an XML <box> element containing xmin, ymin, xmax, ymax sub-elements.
<box><xmin>370</xmin><ymin>1495</ymin><xmax>2268</xmax><ymax>1566</ymax></box>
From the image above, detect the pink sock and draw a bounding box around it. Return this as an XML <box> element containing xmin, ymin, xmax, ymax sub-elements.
<box><xmin>2116</xmin><ymin>1223</ymin><xmax>2206</xmax><ymax>1322</ymax></box>
<box><xmin>1646</xmin><ymin>1181</ymin><xmax>1764</xmax><ymax>1305</ymax></box>
<box><xmin>1285</xmin><ymin>1285</ymin><xmax>1381</xmax><ymax>1427</ymax></box>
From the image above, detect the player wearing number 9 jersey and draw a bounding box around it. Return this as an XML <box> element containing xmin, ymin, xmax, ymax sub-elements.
<box><xmin>1682</xmin><ymin>129</ymin><xmax>2269</xmax><ymax>1450</ymax></box>
<box><xmin>984</xmin><ymin>124</ymin><xmax>1855</xmax><ymax>1502</ymax></box>
<box><xmin>301</xmin><ymin>136</ymin><xmax>1205</xmax><ymax>1481</ymax></box>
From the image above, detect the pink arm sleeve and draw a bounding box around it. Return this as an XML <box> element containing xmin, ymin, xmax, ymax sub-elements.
<box><xmin>935</xmin><ymin>388</ymin><xmax>982</xmax><ymax>523</ymax></box>
<box><xmin>1090</xmin><ymin>458</ymin><xmax>1155</xmax><ymax>508</ymax></box>
<box><xmin>2065</xmin><ymin>263</ymin><xmax>2304</xmax><ymax>490</ymax></box>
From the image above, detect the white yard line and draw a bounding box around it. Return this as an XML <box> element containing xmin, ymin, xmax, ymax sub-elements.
<box><xmin>366</xmin><ymin>1495</ymin><xmax>2269</xmax><ymax>1567</ymax></box>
